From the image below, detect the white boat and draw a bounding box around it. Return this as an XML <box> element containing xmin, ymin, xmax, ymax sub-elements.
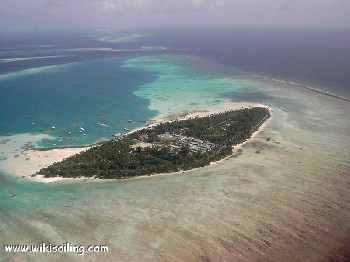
<box><xmin>124</xmin><ymin>128</ymin><xmax>130</xmax><ymax>131</ymax></box>
<box><xmin>98</xmin><ymin>123</ymin><xmax>110</xmax><ymax>127</ymax></box>
<box><xmin>79</xmin><ymin>127</ymin><xmax>84</xmax><ymax>131</ymax></box>
<box><xmin>51</xmin><ymin>126</ymin><xmax>56</xmax><ymax>129</ymax></box>
<box><xmin>68</xmin><ymin>131</ymin><xmax>72</xmax><ymax>135</ymax></box>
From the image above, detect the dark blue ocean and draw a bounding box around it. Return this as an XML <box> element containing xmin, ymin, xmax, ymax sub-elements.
<box><xmin>149</xmin><ymin>29</ymin><xmax>350</xmax><ymax>97</ymax></box>
<box><xmin>1</xmin><ymin>29</ymin><xmax>349</xmax><ymax>148</ymax></box>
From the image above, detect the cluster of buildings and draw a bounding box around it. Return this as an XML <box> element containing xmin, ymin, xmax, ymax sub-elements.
<box><xmin>118</xmin><ymin>128</ymin><xmax>216</xmax><ymax>155</ymax></box>
<box><xmin>158</xmin><ymin>132</ymin><xmax>216</xmax><ymax>154</ymax></box>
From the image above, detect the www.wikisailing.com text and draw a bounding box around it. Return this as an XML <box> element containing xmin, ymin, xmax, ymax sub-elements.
<box><xmin>4</xmin><ymin>242</ymin><xmax>108</xmax><ymax>256</ymax></box>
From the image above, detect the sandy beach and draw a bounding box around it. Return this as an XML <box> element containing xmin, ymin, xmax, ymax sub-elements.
<box><xmin>1</xmin><ymin>26</ymin><xmax>350</xmax><ymax>261</ymax></box>
<box><xmin>0</xmin><ymin>102</ymin><xmax>271</xmax><ymax>183</ymax></box>
<box><xmin>0</xmin><ymin>133</ymin><xmax>91</xmax><ymax>183</ymax></box>
<box><xmin>1</xmin><ymin>74</ymin><xmax>349</xmax><ymax>262</ymax></box>
<box><xmin>131</xmin><ymin>105</ymin><xmax>273</xmax><ymax>181</ymax></box>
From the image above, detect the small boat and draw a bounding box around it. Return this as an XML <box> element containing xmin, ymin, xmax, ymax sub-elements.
<box><xmin>124</xmin><ymin>128</ymin><xmax>130</xmax><ymax>131</ymax></box>
<box><xmin>51</xmin><ymin>126</ymin><xmax>56</xmax><ymax>129</ymax></box>
<box><xmin>80</xmin><ymin>127</ymin><xmax>84</xmax><ymax>131</ymax></box>
<box><xmin>68</xmin><ymin>131</ymin><xmax>72</xmax><ymax>135</ymax></box>
<box><xmin>128</xmin><ymin>120</ymin><xmax>133</xmax><ymax>122</ymax></box>
<box><xmin>98</xmin><ymin>122</ymin><xmax>110</xmax><ymax>127</ymax></box>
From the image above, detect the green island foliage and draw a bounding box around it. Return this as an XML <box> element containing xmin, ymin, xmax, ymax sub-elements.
<box><xmin>37</xmin><ymin>107</ymin><xmax>270</xmax><ymax>179</ymax></box>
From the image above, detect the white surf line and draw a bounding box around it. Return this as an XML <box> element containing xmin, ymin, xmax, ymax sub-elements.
<box><xmin>0</xmin><ymin>48</ymin><xmax>114</xmax><ymax>55</ymax></box>
<box><xmin>96</xmin><ymin>34</ymin><xmax>147</xmax><ymax>43</ymax></box>
<box><xmin>0</xmin><ymin>55</ymin><xmax>72</xmax><ymax>63</ymax></box>
<box><xmin>0</xmin><ymin>62</ymin><xmax>80</xmax><ymax>80</ymax></box>
<box><xmin>252</xmin><ymin>74</ymin><xmax>350</xmax><ymax>102</ymax></box>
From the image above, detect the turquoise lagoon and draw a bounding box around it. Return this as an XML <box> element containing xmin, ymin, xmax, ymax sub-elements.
<box><xmin>0</xmin><ymin>55</ymin><xmax>266</xmax><ymax>149</ymax></box>
<box><xmin>0</xmin><ymin>58</ymin><xmax>157</xmax><ymax>148</ymax></box>
<box><xmin>1</xmin><ymin>53</ymin><xmax>350</xmax><ymax>260</ymax></box>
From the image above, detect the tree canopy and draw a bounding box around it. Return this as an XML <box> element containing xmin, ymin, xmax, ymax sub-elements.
<box><xmin>36</xmin><ymin>107</ymin><xmax>270</xmax><ymax>179</ymax></box>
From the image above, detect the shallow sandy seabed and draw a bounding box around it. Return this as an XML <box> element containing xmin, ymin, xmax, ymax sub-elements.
<box><xmin>0</xmin><ymin>101</ymin><xmax>267</xmax><ymax>183</ymax></box>
<box><xmin>1</xmin><ymin>69</ymin><xmax>350</xmax><ymax>260</ymax></box>
<box><xmin>0</xmin><ymin>134</ymin><xmax>89</xmax><ymax>183</ymax></box>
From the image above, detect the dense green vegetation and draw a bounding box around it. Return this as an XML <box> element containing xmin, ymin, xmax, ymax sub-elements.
<box><xmin>37</xmin><ymin>107</ymin><xmax>270</xmax><ymax>179</ymax></box>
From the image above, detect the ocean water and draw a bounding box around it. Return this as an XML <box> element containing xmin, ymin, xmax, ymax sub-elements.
<box><xmin>0</xmin><ymin>57</ymin><xmax>157</xmax><ymax>148</ymax></box>
<box><xmin>1</xmin><ymin>30</ymin><xmax>350</xmax><ymax>261</ymax></box>
<box><xmin>125</xmin><ymin>56</ymin><xmax>270</xmax><ymax>116</ymax></box>
<box><xmin>150</xmin><ymin>29</ymin><xmax>350</xmax><ymax>97</ymax></box>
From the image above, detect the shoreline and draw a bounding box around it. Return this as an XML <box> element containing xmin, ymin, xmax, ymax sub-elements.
<box><xmin>129</xmin><ymin>106</ymin><xmax>272</xmax><ymax>181</ymax></box>
<box><xmin>2</xmin><ymin>103</ymin><xmax>272</xmax><ymax>183</ymax></box>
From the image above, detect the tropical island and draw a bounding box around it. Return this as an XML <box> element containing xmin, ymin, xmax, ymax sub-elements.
<box><xmin>35</xmin><ymin>107</ymin><xmax>270</xmax><ymax>179</ymax></box>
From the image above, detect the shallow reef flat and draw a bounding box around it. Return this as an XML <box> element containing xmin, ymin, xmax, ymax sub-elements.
<box><xmin>1</xmin><ymin>56</ymin><xmax>349</xmax><ymax>261</ymax></box>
